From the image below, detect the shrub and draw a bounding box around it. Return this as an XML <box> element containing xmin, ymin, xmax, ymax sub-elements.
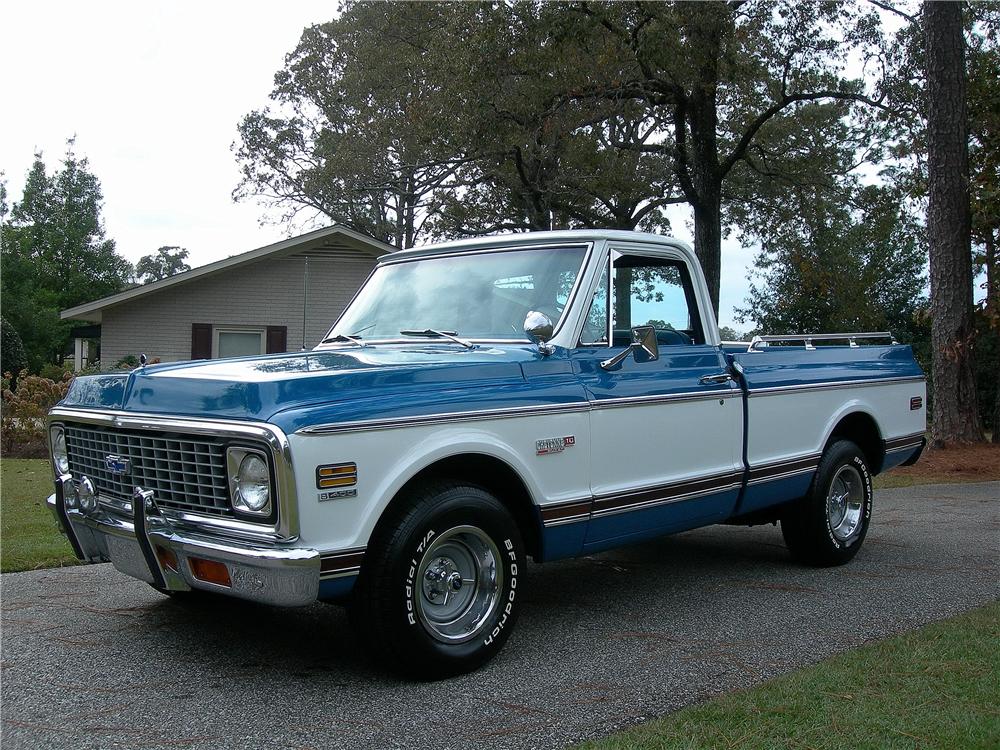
<box><xmin>1</xmin><ymin>318</ymin><xmax>27</xmax><ymax>388</ymax></box>
<box><xmin>39</xmin><ymin>362</ymin><xmax>72</xmax><ymax>381</ymax></box>
<box><xmin>1</xmin><ymin>370</ymin><xmax>72</xmax><ymax>458</ymax></box>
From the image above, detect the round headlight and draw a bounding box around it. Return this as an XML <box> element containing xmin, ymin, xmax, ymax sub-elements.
<box><xmin>51</xmin><ymin>427</ymin><xmax>69</xmax><ymax>476</ymax></box>
<box><xmin>236</xmin><ymin>454</ymin><xmax>270</xmax><ymax>512</ymax></box>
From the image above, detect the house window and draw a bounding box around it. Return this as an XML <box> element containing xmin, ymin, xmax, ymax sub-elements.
<box><xmin>191</xmin><ymin>323</ymin><xmax>287</xmax><ymax>360</ymax></box>
<box><xmin>214</xmin><ymin>327</ymin><xmax>266</xmax><ymax>358</ymax></box>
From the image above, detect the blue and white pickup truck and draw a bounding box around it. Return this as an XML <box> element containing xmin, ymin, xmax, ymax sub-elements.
<box><xmin>47</xmin><ymin>230</ymin><xmax>926</xmax><ymax>677</ymax></box>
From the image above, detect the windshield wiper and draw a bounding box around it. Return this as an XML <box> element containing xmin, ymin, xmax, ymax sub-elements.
<box><xmin>399</xmin><ymin>329</ymin><xmax>474</xmax><ymax>349</ymax></box>
<box><xmin>320</xmin><ymin>334</ymin><xmax>367</xmax><ymax>347</ymax></box>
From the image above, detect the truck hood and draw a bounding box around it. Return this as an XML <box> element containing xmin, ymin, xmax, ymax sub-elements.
<box><xmin>58</xmin><ymin>345</ymin><xmax>555</xmax><ymax>429</ymax></box>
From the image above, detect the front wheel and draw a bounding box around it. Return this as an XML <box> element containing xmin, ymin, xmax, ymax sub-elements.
<box><xmin>781</xmin><ymin>440</ymin><xmax>873</xmax><ymax>567</ymax></box>
<box><xmin>350</xmin><ymin>482</ymin><xmax>525</xmax><ymax>679</ymax></box>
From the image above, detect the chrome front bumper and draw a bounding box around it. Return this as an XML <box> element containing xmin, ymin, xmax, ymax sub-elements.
<box><xmin>48</xmin><ymin>475</ymin><xmax>320</xmax><ymax>607</ymax></box>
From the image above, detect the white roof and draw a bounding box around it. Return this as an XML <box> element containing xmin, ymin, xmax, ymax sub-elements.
<box><xmin>62</xmin><ymin>225</ymin><xmax>395</xmax><ymax>323</ymax></box>
<box><xmin>385</xmin><ymin>229</ymin><xmax>693</xmax><ymax>262</ymax></box>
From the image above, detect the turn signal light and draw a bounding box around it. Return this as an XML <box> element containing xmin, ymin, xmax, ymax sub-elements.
<box><xmin>316</xmin><ymin>462</ymin><xmax>358</xmax><ymax>489</ymax></box>
<box><xmin>189</xmin><ymin>557</ymin><xmax>232</xmax><ymax>587</ymax></box>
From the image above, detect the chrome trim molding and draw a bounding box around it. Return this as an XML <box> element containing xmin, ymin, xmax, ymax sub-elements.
<box><xmin>48</xmin><ymin>408</ymin><xmax>300</xmax><ymax>542</ymax></box>
<box><xmin>747</xmin><ymin>376</ymin><xmax>926</xmax><ymax>398</ymax></box>
<box><xmin>298</xmin><ymin>401</ymin><xmax>590</xmax><ymax>435</ymax></box>
<box><xmin>297</xmin><ymin>390</ymin><xmax>738</xmax><ymax>436</ymax></box>
<box><xmin>591</xmin><ymin>389</ymin><xmax>739</xmax><ymax>410</ymax></box>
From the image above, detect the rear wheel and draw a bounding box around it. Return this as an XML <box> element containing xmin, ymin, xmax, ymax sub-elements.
<box><xmin>350</xmin><ymin>482</ymin><xmax>524</xmax><ymax>679</ymax></box>
<box><xmin>781</xmin><ymin>440</ymin><xmax>873</xmax><ymax>567</ymax></box>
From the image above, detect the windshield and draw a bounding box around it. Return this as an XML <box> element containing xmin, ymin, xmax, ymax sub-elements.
<box><xmin>327</xmin><ymin>245</ymin><xmax>589</xmax><ymax>341</ymax></box>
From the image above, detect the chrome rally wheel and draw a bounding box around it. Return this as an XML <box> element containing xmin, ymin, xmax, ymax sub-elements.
<box><xmin>826</xmin><ymin>465</ymin><xmax>865</xmax><ymax>543</ymax></box>
<box><xmin>416</xmin><ymin>525</ymin><xmax>502</xmax><ymax>643</ymax></box>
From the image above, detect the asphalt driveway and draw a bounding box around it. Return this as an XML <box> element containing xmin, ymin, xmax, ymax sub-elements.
<box><xmin>2</xmin><ymin>482</ymin><xmax>998</xmax><ymax>750</ymax></box>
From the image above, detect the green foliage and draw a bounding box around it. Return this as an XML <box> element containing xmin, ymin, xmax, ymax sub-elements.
<box><xmin>234</xmin><ymin>0</ymin><xmax>888</xmax><ymax>295</ymax></box>
<box><xmin>38</xmin><ymin>361</ymin><xmax>72</xmax><ymax>381</ymax></box>
<box><xmin>134</xmin><ymin>245</ymin><xmax>191</xmax><ymax>283</ymax></box>
<box><xmin>0</xmin><ymin>371</ymin><xmax>72</xmax><ymax>458</ymax></box>
<box><xmin>718</xmin><ymin>326</ymin><xmax>749</xmax><ymax>342</ymax></box>
<box><xmin>113</xmin><ymin>354</ymin><xmax>139</xmax><ymax>369</ymax></box>
<box><xmin>1</xmin><ymin>140</ymin><xmax>132</xmax><ymax>372</ymax></box>
<box><xmin>1</xmin><ymin>316</ymin><xmax>27</xmax><ymax>384</ymax></box>
<box><xmin>973</xmin><ymin>309</ymin><xmax>999</xmax><ymax>437</ymax></box>
<box><xmin>736</xmin><ymin>184</ymin><xmax>927</xmax><ymax>345</ymax></box>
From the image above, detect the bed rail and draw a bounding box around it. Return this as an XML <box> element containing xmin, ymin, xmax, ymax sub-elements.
<box><xmin>746</xmin><ymin>332</ymin><xmax>897</xmax><ymax>352</ymax></box>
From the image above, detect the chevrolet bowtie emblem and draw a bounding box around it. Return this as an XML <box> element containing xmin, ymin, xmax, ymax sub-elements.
<box><xmin>105</xmin><ymin>454</ymin><xmax>130</xmax><ymax>475</ymax></box>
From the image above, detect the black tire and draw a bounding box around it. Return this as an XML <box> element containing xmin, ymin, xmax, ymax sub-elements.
<box><xmin>781</xmin><ymin>440</ymin><xmax>873</xmax><ymax>567</ymax></box>
<box><xmin>350</xmin><ymin>482</ymin><xmax>525</xmax><ymax>679</ymax></box>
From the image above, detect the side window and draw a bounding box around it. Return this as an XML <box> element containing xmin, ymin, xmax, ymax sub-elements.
<box><xmin>579</xmin><ymin>264</ymin><xmax>609</xmax><ymax>345</ymax></box>
<box><xmin>611</xmin><ymin>254</ymin><xmax>703</xmax><ymax>346</ymax></box>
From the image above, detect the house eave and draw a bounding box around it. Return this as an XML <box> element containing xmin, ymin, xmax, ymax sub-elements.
<box><xmin>60</xmin><ymin>225</ymin><xmax>394</xmax><ymax>321</ymax></box>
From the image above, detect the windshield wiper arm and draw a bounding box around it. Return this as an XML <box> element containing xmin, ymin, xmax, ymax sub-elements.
<box><xmin>399</xmin><ymin>329</ymin><xmax>474</xmax><ymax>349</ymax></box>
<box><xmin>320</xmin><ymin>333</ymin><xmax>367</xmax><ymax>347</ymax></box>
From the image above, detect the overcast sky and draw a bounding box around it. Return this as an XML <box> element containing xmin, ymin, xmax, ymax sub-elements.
<box><xmin>1</xmin><ymin>1</ymin><xmax>755</xmax><ymax>331</ymax></box>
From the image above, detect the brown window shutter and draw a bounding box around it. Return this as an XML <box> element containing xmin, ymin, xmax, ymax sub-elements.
<box><xmin>191</xmin><ymin>323</ymin><xmax>212</xmax><ymax>359</ymax></box>
<box><xmin>266</xmin><ymin>326</ymin><xmax>287</xmax><ymax>354</ymax></box>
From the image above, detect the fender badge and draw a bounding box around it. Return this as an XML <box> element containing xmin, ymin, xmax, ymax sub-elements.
<box><xmin>536</xmin><ymin>436</ymin><xmax>575</xmax><ymax>455</ymax></box>
<box><xmin>318</xmin><ymin>489</ymin><xmax>358</xmax><ymax>502</ymax></box>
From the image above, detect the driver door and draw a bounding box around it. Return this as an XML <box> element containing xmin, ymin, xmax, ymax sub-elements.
<box><xmin>572</xmin><ymin>245</ymin><xmax>744</xmax><ymax>551</ymax></box>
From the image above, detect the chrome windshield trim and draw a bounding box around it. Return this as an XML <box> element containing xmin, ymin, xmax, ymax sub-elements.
<box><xmin>48</xmin><ymin>407</ymin><xmax>300</xmax><ymax>542</ymax></box>
<box><xmin>747</xmin><ymin>375</ymin><xmax>926</xmax><ymax>398</ymax></box>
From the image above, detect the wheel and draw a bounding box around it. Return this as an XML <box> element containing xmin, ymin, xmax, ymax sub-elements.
<box><xmin>350</xmin><ymin>482</ymin><xmax>525</xmax><ymax>679</ymax></box>
<box><xmin>781</xmin><ymin>440</ymin><xmax>873</xmax><ymax>567</ymax></box>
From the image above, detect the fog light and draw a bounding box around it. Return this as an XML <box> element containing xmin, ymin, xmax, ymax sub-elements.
<box><xmin>78</xmin><ymin>477</ymin><xmax>98</xmax><ymax>514</ymax></box>
<box><xmin>189</xmin><ymin>557</ymin><xmax>231</xmax><ymax>587</ymax></box>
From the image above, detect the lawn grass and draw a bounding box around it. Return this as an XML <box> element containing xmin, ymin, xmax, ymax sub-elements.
<box><xmin>1</xmin><ymin>458</ymin><xmax>79</xmax><ymax>573</ymax></box>
<box><xmin>577</xmin><ymin>600</ymin><xmax>1000</xmax><ymax>750</ymax></box>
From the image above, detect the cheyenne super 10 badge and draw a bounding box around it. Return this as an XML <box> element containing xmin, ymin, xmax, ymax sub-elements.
<box><xmin>536</xmin><ymin>436</ymin><xmax>575</xmax><ymax>455</ymax></box>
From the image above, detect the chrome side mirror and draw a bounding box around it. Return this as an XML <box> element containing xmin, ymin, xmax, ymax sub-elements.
<box><xmin>524</xmin><ymin>310</ymin><xmax>555</xmax><ymax>355</ymax></box>
<box><xmin>600</xmin><ymin>325</ymin><xmax>659</xmax><ymax>370</ymax></box>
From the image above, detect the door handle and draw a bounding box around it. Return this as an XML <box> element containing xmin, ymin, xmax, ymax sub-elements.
<box><xmin>699</xmin><ymin>373</ymin><xmax>733</xmax><ymax>385</ymax></box>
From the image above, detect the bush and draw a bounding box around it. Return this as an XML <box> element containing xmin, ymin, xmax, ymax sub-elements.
<box><xmin>1</xmin><ymin>370</ymin><xmax>72</xmax><ymax>458</ymax></box>
<box><xmin>1</xmin><ymin>318</ymin><xmax>27</xmax><ymax>387</ymax></box>
<box><xmin>39</xmin><ymin>361</ymin><xmax>72</xmax><ymax>381</ymax></box>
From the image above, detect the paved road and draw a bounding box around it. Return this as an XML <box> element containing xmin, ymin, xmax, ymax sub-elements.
<box><xmin>2</xmin><ymin>482</ymin><xmax>998</xmax><ymax>750</ymax></box>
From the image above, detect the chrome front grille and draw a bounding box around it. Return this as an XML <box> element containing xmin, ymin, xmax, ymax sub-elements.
<box><xmin>63</xmin><ymin>423</ymin><xmax>232</xmax><ymax>517</ymax></box>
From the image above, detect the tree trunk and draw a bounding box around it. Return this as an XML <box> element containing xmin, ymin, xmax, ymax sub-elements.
<box><xmin>682</xmin><ymin>4</ymin><xmax>724</xmax><ymax>317</ymax></box>
<box><xmin>693</xmin><ymin>194</ymin><xmax>722</xmax><ymax>314</ymax></box>
<box><xmin>924</xmin><ymin>1</ymin><xmax>984</xmax><ymax>445</ymax></box>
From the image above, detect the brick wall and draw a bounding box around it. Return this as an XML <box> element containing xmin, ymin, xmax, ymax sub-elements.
<box><xmin>100</xmin><ymin>255</ymin><xmax>376</xmax><ymax>366</ymax></box>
